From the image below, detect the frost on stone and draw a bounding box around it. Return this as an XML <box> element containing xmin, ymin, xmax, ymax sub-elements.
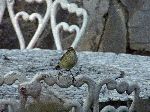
<box><xmin>0</xmin><ymin>70</ymin><xmax>140</xmax><ymax>112</ymax></box>
<box><xmin>95</xmin><ymin>78</ymin><xmax>140</xmax><ymax>112</ymax></box>
<box><xmin>18</xmin><ymin>72</ymin><xmax>84</xmax><ymax>112</ymax></box>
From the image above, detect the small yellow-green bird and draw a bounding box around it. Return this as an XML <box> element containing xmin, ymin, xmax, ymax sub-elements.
<box><xmin>55</xmin><ymin>47</ymin><xmax>78</xmax><ymax>70</ymax></box>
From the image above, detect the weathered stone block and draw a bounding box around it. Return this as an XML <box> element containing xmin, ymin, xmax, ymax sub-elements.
<box><xmin>0</xmin><ymin>50</ymin><xmax>150</xmax><ymax>111</ymax></box>
<box><xmin>76</xmin><ymin>0</ymin><xmax>110</xmax><ymax>51</ymax></box>
<box><xmin>121</xmin><ymin>0</ymin><xmax>150</xmax><ymax>52</ymax></box>
<box><xmin>98</xmin><ymin>0</ymin><xmax>126</xmax><ymax>53</ymax></box>
<box><xmin>0</xmin><ymin>50</ymin><xmax>149</xmax><ymax>101</ymax></box>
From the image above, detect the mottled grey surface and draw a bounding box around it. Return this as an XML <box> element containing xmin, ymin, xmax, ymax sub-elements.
<box><xmin>0</xmin><ymin>50</ymin><xmax>150</xmax><ymax>103</ymax></box>
<box><xmin>1</xmin><ymin>0</ymin><xmax>150</xmax><ymax>53</ymax></box>
<box><xmin>121</xmin><ymin>0</ymin><xmax>150</xmax><ymax>51</ymax></box>
<box><xmin>98</xmin><ymin>0</ymin><xmax>126</xmax><ymax>53</ymax></box>
<box><xmin>77</xmin><ymin>0</ymin><xmax>110</xmax><ymax>51</ymax></box>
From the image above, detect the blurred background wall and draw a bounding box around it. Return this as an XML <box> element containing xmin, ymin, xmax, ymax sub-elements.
<box><xmin>0</xmin><ymin>0</ymin><xmax>150</xmax><ymax>56</ymax></box>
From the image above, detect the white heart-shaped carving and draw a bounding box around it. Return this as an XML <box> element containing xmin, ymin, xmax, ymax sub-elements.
<box><xmin>6</xmin><ymin>0</ymin><xmax>52</xmax><ymax>49</ymax></box>
<box><xmin>51</xmin><ymin>0</ymin><xmax>88</xmax><ymax>50</ymax></box>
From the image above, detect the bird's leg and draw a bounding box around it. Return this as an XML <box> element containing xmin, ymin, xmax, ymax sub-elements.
<box><xmin>57</xmin><ymin>71</ymin><xmax>63</xmax><ymax>80</ymax></box>
<box><xmin>68</xmin><ymin>70</ymin><xmax>75</xmax><ymax>83</ymax></box>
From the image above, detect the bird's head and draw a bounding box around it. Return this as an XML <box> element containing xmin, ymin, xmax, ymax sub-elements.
<box><xmin>67</xmin><ymin>47</ymin><xmax>75</xmax><ymax>51</ymax></box>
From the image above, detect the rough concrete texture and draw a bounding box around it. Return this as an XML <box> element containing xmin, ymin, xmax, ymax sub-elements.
<box><xmin>0</xmin><ymin>50</ymin><xmax>150</xmax><ymax>111</ymax></box>
<box><xmin>0</xmin><ymin>50</ymin><xmax>121</xmax><ymax>101</ymax></box>
<box><xmin>77</xmin><ymin>0</ymin><xmax>110</xmax><ymax>51</ymax></box>
<box><xmin>98</xmin><ymin>0</ymin><xmax>127</xmax><ymax>53</ymax></box>
<box><xmin>121</xmin><ymin>0</ymin><xmax>150</xmax><ymax>52</ymax></box>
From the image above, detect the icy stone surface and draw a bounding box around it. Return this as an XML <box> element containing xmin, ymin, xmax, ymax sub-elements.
<box><xmin>0</xmin><ymin>49</ymin><xmax>149</xmax><ymax>102</ymax></box>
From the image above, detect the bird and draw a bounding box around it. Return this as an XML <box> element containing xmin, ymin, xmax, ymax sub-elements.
<box><xmin>55</xmin><ymin>47</ymin><xmax>78</xmax><ymax>70</ymax></box>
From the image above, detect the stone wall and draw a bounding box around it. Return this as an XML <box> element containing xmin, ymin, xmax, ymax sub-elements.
<box><xmin>0</xmin><ymin>0</ymin><xmax>150</xmax><ymax>55</ymax></box>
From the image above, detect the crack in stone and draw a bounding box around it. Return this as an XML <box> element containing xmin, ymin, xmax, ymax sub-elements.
<box><xmin>96</xmin><ymin>1</ymin><xmax>110</xmax><ymax>51</ymax></box>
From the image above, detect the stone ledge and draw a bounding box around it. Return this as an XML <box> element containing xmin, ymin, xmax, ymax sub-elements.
<box><xmin>0</xmin><ymin>49</ymin><xmax>149</xmax><ymax>102</ymax></box>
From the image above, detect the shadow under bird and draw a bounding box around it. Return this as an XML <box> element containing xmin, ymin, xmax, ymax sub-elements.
<box><xmin>55</xmin><ymin>47</ymin><xmax>78</xmax><ymax>71</ymax></box>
